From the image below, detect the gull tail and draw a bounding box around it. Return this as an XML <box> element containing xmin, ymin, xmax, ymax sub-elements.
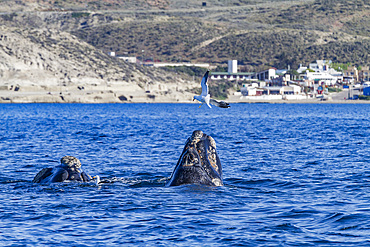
<box><xmin>210</xmin><ymin>99</ymin><xmax>230</xmax><ymax>108</ymax></box>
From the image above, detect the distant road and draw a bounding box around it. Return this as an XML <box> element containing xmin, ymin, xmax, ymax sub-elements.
<box><xmin>0</xmin><ymin>0</ymin><xmax>316</xmax><ymax>15</ymax></box>
<box><xmin>331</xmin><ymin>89</ymin><xmax>348</xmax><ymax>101</ymax></box>
<box><xmin>331</xmin><ymin>88</ymin><xmax>363</xmax><ymax>101</ymax></box>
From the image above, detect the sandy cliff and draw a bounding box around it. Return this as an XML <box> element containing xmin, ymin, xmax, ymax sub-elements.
<box><xmin>0</xmin><ymin>25</ymin><xmax>198</xmax><ymax>103</ymax></box>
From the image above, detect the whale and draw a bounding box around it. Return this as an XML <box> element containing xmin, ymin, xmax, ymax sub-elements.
<box><xmin>167</xmin><ymin>130</ymin><xmax>223</xmax><ymax>186</ymax></box>
<box><xmin>32</xmin><ymin>156</ymin><xmax>92</xmax><ymax>183</ymax></box>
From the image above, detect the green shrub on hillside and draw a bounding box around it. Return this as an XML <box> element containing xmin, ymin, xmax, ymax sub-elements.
<box><xmin>71</xmin><ymin>12</ymin><xmax>90</xmax><ymax>18</ymax></box>
<box><xmin>328</xmin><ymin>87</ymin><xmax>342</xmax><ymax>93</ymax></box>
<box><xmin>188</xmin><ymin>79</ymin><xmax>243</xmax><ymax>100</ymax></box>
<box><xmin>6</xmin><ymin>0</ymin><xmax>368</xmax><ymax>73</ymax></box>
<box><xmin>359</xmin><ymin>95</ymin><xmax>370</xmax><ymax>100</ymax></box>
<box><xmin>160</xmin><ymin>66</ymin><xmax>208</xmax><ymax>78</ymax></box>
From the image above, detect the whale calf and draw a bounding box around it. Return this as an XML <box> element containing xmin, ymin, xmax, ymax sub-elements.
<box><xmin>33</xmin><ymin>156</ymin><xmax>92</xmax><ymax>183</ymax></box>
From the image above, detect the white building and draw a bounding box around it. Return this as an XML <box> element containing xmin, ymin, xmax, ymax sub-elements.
<box><xmin>286</xmin><ymin>85</ymin><xmax>302</xmax><ymax>94</ymax></box>
<box><xmin>228</xmin><ymin>60</ymin><xmax>238</xmax><ymax>73</ymax></box>
<box><xmin>211</xmin><ymin>60</ymin><xmax>255</xmax><ymax>81</ymax></box>
<box><xmin>269</xmin><ymin>74</ymin><xmax>291</xmax><ymax>86</ymax></box>
<box><xmin>309</xmin><ymin>60</ymin><xmax>330</xmax><ymax>71</ymax></box>
<box><xmin>240</xmin><ymin>84</ymin><xmax>301</xmax><ymax>97</ymax></box>
<box><xmin>255</xmin><ymin>68</ymin><xmax>277</xmax><ymax>81</ymax></box>
<box><xmin>298</xmin><ymin>80</ymin><xmax>315</xmax><ymax>87</ymax></box>
<box><xmin>210</xmin><ymin>72</ymin><xmax>255</xmax><ymax>81</ymax></box>
<box><xmin>297</xmin><ymin>64</ymin><xmax>308</xmax><ymax>74</ymax></box>
<box><xmin>241</xmin><ymin>86</ymin><xmax>257</xmax><ymax>96</ymax></box>
<box><xmin>240</xmin><ymin>83</ymin><xmax>263</xmax><ymax>96</ymax></box>
<box><xmin>302</xmin><ymin>60</ymin><xmax>343</xmax><ymax>85</ymax></box>
<box><xmin>118</xmin><ymin>56</ymin><xmax>137</xmax><ymax>63</ymax></box>
<box><xmin>304</xmin><ymin>71</ymin><xmax>338</xmax><ymax>86</ymax></box>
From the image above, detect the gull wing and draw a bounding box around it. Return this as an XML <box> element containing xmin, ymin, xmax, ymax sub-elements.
<box><xmin>210</xmin><ymin>98</ymin><xmax>230</xmax><ymax>108</ymax></box>
<box><xmin>205</xmin><ymin>94</ymin><xmax>212</xmax><ymax>108</ymax></box>
<box><xmin>200</xmin><ymin>70</ymin><xmax>210</xmax><ymax>96</ymax></box>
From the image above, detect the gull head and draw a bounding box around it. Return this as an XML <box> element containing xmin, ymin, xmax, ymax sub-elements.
<box><xmin>193</xmin><ymin>95</ymin><xmax>202</xmax><ymax>102</ymax></box>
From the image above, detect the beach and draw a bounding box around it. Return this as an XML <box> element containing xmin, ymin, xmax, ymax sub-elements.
<box><xmin>1</xmin><ymin>84</ymin><xmax>368</xmax><ymax>104</ymax></box>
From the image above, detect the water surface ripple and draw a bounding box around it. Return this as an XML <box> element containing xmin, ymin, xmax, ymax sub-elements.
<box><xmin>0</xmin><ymin>103</ymin><xmax>369</xmax><ymax>246</ymax></box>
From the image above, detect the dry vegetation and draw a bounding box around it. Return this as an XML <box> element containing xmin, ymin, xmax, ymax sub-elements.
<box><xmin>1</xmin><ymin>0</ymin><xmax>369</xmax><ymax>71</ymax></box>
<box><xmin>72</xmin><ymin>18</ymin><xmax>229</xmax><ymax>62</ymax></box>
<box><xmin>70</xmin><ymin>0</ymin><xmax>370</xmax><ymax>70</ymax></box>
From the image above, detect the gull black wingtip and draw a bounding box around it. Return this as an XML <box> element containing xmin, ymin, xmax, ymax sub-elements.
<box><xmin>219</xmin><ymin>102</ymin><xmax>230</xmax><ymax>108</ymax></box>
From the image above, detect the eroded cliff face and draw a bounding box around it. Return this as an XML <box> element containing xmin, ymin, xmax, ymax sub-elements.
<box><xmin>0</xmin><ymin>25</ymin><xmax>197</xmax><ymax>103</ymax></box>
<box><xmin>0</xmin><ymin>26</ymin><xmax>124</xmax><ymax>84</ymax></box>
<box><xmin>0</xmin><ymin>0</ymin><xmax>171</xmax><ymax>12</ymax></box>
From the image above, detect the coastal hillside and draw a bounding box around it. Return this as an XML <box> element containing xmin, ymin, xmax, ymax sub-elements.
<box><xmin>0</xmin><ymin>25</ymin><xmax>198</xmax><ymax>103</ymax></box>
<box><xmin>0</xmin><ymin>0</ymin><xmax>369</xmax><ymax>102</ymax></box>
<box><xmin>73</xmin><ymin>0</ymin><xmax>369</xmax><ymax>70</ymax></box>
<box><xmin>1</xmin><ymin>0</ymin><xmax>369</xmax><ymax>71</ymax></box>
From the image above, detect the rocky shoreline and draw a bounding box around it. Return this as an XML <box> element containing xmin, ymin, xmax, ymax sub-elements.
<box><xmin>1</xmin><ymin>87</ymin><xmax>369</xmax><ymax>104</ymax></box>
<box><xmin>0</xmin><ymin>25</ymin><xmax>199</xmax><ymax>104</ymax></box>
<box><xmin>0</xmin><ymin>82</ymin><xmax>197</xmax><ymax>103</ymax></box>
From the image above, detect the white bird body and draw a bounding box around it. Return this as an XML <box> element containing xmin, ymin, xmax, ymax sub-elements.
<box><xmin>194</xmin><ymin>94</ymin><xmax>211</xmax><ymax>108</ymax></box>
<box><xmin>193</xmin><ymin>70</ymin><xmax>230</xmax><ymax>109</ymax></box>
<box><xmin>193</xmin><ymin>70</ymin><xmax>212</xmax><ymax>108</ymax></box>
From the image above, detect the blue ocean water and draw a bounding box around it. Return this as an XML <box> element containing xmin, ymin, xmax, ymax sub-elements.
<box><xmin>0</xmin><ymin>103</ymin><xmax>369</xmax><ymax>246</ymax></box>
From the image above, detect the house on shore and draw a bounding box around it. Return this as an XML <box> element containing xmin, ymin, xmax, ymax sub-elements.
<box><xmin>118</xmin><ymin>56</ymin><xmax>137</xmax><ymax>63</ymax></box>
<box><xmin>359</xmin><ymin>66</ymin><xmax>370</xmax><ymax>82</ymax></box>
<box><xmin>338</xmin><ymin>66</ymin><xmax>369</xmax><ymax>83</ymax></box>
<box><xmin>303</xmin><ymin>71</ymin><xmax>338</xmax><ymax>86</ymax></box>
<box><xmin>343</xmin><ymin>66</ymin><xmax>358</xmax><ymax>83</ymax></box>
<box><xmin>210</xmin><ymin>72</ymin><xmax>255</xmax><ymax>81</ymax></box>
<box><xmin>210</xmin><ymin>60</ymin><xmax>278</xmax><ymax>82</ymax></box>
<box><xmin>241</xmin><ymin>84</ymin><xmax>302</xmax><ymax>96</ymax></box>
<box><xmin>255</xmin><ymin>68</ymin><xmax>277</xmax><ymax>81</ymax></box>
<box><xmin>298</xmin><ymin>60</ymin><xmax>342</xmax><ymax>86</ymax></box>
<box><xmin>210</xmin><ymin>60</ymin><xmax>256</xmax><ymax>81</ymax></box>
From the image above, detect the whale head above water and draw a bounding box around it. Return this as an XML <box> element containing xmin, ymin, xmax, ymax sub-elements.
<box><xmin>32</xmin><ymin>156</ymin><xmax>92</xmax><ymax>183</ymax></box>
<box><xmin>167</xmin><ymin>130</ymin><xmax>223</xmax><ymax>186</ymax></box>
